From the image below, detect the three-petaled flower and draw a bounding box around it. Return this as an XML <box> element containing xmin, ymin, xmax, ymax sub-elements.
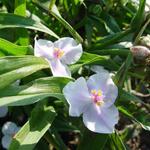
<box><xmin>63</xmin><ymin>70</ymin><xmax>119</xmax><ymax>133</ymax></box>
<box><xmin>1</xmin><ymin>122</ymin><xmax>20</xmax><ymax>149</ymax></box>
<box><xmin>34</xmin><ymin>37</ymin><xmax>83</xmax><ymax>77</ymax></box>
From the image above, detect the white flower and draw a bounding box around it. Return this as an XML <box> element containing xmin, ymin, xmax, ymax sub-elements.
<box><xmin>63</xmin><ymin>71</ymin><xmax>119</xmax><ymax>133</ymax></box>
<box><xmin>34</xmin><ymin>37</ymin><xmax>83</xmax><ymax>77</ymax></box>
<box><xmin>1</xmin><ymin>122</ymin><xmax>20</xmax><ymax>149</ymax></box>
<box><xmin>0</xmin><ymin>106</ymin><xmax>8</xmax><ymax>118</ymax></box>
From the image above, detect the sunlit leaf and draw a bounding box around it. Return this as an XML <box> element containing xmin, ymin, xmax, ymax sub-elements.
<box><xmin>0</xmin><ymin>77</ymin><xmax>72</xmax><ymax>106</ymax></box>
<box><xmin>0</xmin><ymin>13</ymin><xmax>59</xmax><ymax>39</ymax></box>
<box><xmin>9</xmin><ymin>104</ymin><xmax>56</xmax><ymax>150</ymax></box>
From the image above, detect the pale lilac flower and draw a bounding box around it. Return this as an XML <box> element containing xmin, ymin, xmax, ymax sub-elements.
<box><xmin>0</xmin><ymin>106</ymin><xmax>8</xmax><ymax>118</ymax></box>
<box><xmin>1</xmin><ymin>122</ymin><xmax>20</xmax><ymax>149</ymax></box>
<box><xmin>34</xmin><ymin>37</ymin><xmax>83</xmax><ymax>77</ymax></box>
<box><xmin>63</xmin><ymin>72</ymin><xmax>119</xmax><ymax>133</ymax></box>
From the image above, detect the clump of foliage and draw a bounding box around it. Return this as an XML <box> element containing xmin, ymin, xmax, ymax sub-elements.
<box><xmin>0</xmin><ymin>0</ymin><xmax>150</xmax><ymax>150</ymax></box>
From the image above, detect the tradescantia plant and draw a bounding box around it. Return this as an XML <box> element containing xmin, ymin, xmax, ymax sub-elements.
<box><xmin>0</xmin><ymin>0</ymin><xmax>150</xmax><ymax>150</ymax></box>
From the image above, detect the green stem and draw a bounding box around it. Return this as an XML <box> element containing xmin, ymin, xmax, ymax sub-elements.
<box><xmin>44</xmin><ymin>131</ymin><xmax>60</xmax><ymax>150</ymax></box>
<box><xmin>134</xmin><ymin>17</ymin><xmax>150</xmax><ymax>45</ymax></box>
<box><xmin>114</xmin><ymin>52</ymin><xmax>133</xmax><ymax>87</ymax></box>
<box><xmin>50</xmin><ymin>9</ymin><xmax>83</xmax><ymax>43</ymax></box>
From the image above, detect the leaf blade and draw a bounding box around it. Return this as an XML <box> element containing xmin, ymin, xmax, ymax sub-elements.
<box><xmin>0</xmin><ymin>13</ymin><xmax>59</xmax><ymax>39</ymax></box>
<box><xmin>9</xmin><ymin>104</ymin><xmax>56</xmax><ymax>150</ymax></box>
<box><xmin>0</xmin><ymin>77</ymin><xmax>72</xmax><ymax>106</ymax></box>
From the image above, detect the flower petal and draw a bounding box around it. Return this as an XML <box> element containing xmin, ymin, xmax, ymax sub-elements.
<box><xmin>87</xmin><ymin>73</ymin><xmax>110</xmax><ymax>91</ymax></box>
<box><xmin>34</xmin><ymin>38</ymin><xmax>54</xmax><ymax>59</ymax></box>
<box><xmin>54</xmin><ymin>37</ymin><xmax>83</xmax><ymax>64</ymax></box>
<box><xmin>2</xmin><ymin>135</ymin><xmax>12</xmax><ymax>149</ymax></box>
<box><xmin>0</xmin><ymin>106</ymin><xmax>8</xmax><ymax>118</ymax></box>
<box><xmin>2</xmin><ymin>122</ymin><xmax>18</xmax><ymax>135</ymax></box>
<box><xmin>103</xmin><ymin>83</ymin><xmax>118</xmax><ymax>108</ymax></box>
<box><xmin>63</xmin><ymin>77</ymin><xmax>91</xmax><ymax>116</ymax></box>
<box><xmin>49</xmin><ymin>59</ymin><xmax>71</xmax><ymax>77</ymax></box>
<box><xmin>87</xmin><ymin>73</ymin><xmax>118</xmax><ymax>107</ymax></box>
<box><xmin>83</xmin><ymin>104</ymin><xmax>119</xmax><ymax>133</ymax></box>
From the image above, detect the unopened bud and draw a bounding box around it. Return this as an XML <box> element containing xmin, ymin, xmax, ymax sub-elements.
<box><xmin>130</xmin><ymin>45</ymin><xmax>150</xmax><ymax>60</ymax></box>
<box><xmin>139</xmin><ymin>35</ymin><xmax>150</xmax><ymax>49</ymax></box>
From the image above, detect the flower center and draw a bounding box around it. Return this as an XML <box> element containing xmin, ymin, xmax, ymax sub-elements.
<box><xmin>53</xmin><ymin>48</ymin><xmax>64</xmax><ymax>59</ymax></box>
<box><xmin>91</xmin><ymin>89</ymin><xmax>104</xmax><ymax>106</ymax></box>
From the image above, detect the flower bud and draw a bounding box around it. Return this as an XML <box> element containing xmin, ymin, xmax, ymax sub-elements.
<box><xmin>130</xmin><ymin>45</ymin><xmax>150</xmax><ymax>60</ymax></box>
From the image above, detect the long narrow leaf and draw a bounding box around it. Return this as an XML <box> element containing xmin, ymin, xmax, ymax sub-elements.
<box><xmin>32</xmin><ymin>1</ymin><xmax>83</xmax><ymax>43</ymax></box>
<box><xmin>0</xmin><ymin>56</ymin><xmax>48</xmax><ymax>89</ymax></box>
<box><xmin>0</xmin><ymin>38</ymin><xmax>32</xmax><ymax>56</ymax></box>
<box><xmin>0</xmin><ymin>77</ymin><xmax>72</xmax><ymax>106</ymax></box>
<box><xmin>0</xmin><ymin>13</ymin><xmax>59</xmax><ymax>39</ymax></box>
<box><xmin>14</xmin><ymin>0</ymin><xmax>29</xmax><ymax>45</ymax></box>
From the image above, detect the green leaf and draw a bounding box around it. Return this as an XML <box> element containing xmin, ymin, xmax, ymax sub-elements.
<box><xmin>14</xmin><ymin>0</ymin><xmax>29</xmax><ymax>46</ymax></box>
<box><xmin>14</xmin><ymin>0</ymin><xmax>26</xmax><ymax>16</ymax></box>
<box><xmin>89</xmin><ymin>49</ymin><xmax>129</xmax><ymax>58</ymax></box>
<box><xmin>44</xmin><ymin>131</ymin><xmax>63</xmax><ymax>150</ymax></box>
<box><xmin>0</xmin><ymin>51</ymin><xmax>5</xmax><ymax>56</ymax></box>
<box><xmin>0</xmin><ymin>13</ymin><xmax>59</xmax><ymax>39</ymax></box>
<box><xmin>131</xmin><ymin>0</ymin><xmax>146</xmax><ymax>30</ymax></box>
<box><xmin>0</xmin><ymin>38</ymin><xmax>32</xmax><ymax>56</ymax></box>
<box><xmin>117</xmin><ymin>89</ymin><xmax>143</xmax><ymax>104</ymax></box>
<box><xmin>71</xmin><ymin>52</ymin><xmax>119</xmax><ymax>72</ymax></box>
<box><xmin>0</xmin><ymin>77</ymin><xmax>72</xmax><ymax>106</ymax></box>
<box><xmin>47</xmin><ymin>127</ymin><xmax>68</xmax><ymax>150</ymax></box>
<box><xmin>118</xmin><ymin>106</ymin><xmax>150</xmax><ymax>131</ymax></box>
<box><xmin>90</xmin><ymin>15</ymin><xmax>115</xmax><ymax>34</ymax></box>
<box><xmin>90</xmin><ymin>15</ymin><xmax>120</xmax><ymax>34</ymax></box>
<box><xmin>108</xmin><ymin>132</ymin><xmax>127</xmax><ymax>150</ymax></box>
<box><xmin>77</xmin><ymin>128</ymin><xmax>108</xmax><ymax>150</ymax></box>
<box><xmin>32</xmin><ymin>1</ymin><xmax>83</xmax><ymax>43</ymax></box>
<box><xmin>114</xmin><ymin>53</ymin><xmax>133</xmax><ymax>87</ymax></box>
<box><xmin>0</xmin><ymin>56</ymin><xmax>49</xmax><ymax>90</ymax></box>
<box><xmin>85</xmin><ymin>18</ymin><xmax>93</xmax><ymax>46</ymax></box>
<box><xmin>92</xmin><ymin>29</ymin><xmax>132</xmax><ymax>49</ymax></box>
<box><xmin>9</xmin><ymin>104</ymin><xmax>56</xmax><ymax>150</ymax></box>
<box><xmin>100</xmin><ymin>12</ymin><xmax>121</xmax><ymax>33</ymax></box>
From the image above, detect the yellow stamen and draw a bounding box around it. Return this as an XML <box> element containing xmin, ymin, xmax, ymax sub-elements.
<box><xmin>91</xmin><ymin>89</ymin><xmax>97</xmax><ymax>94</ymax></box>
<box><xmin>54</xmin><ymin>48</ymin><xmax>64</xmax><ymax>58</ymax></box>
<box><xmin>91</xmin><ymin>89</ymin><xmax>104</xmax><ymax>106</ymax></box>
<box><xmin>96</xmin><ymin>100</ymin><xmax>104</xmax><ymax>106</ymax></box>
<box><xmin>97</xmin><ymin>90</ymin><xmax>102</xmax><ymax>96</ymax></box>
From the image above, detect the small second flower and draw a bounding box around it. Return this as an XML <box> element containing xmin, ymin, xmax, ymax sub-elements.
<box><xmin>34</xmin><ymin>37</ymin><xmax>83</xmax><ymax>77</ymax></box>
